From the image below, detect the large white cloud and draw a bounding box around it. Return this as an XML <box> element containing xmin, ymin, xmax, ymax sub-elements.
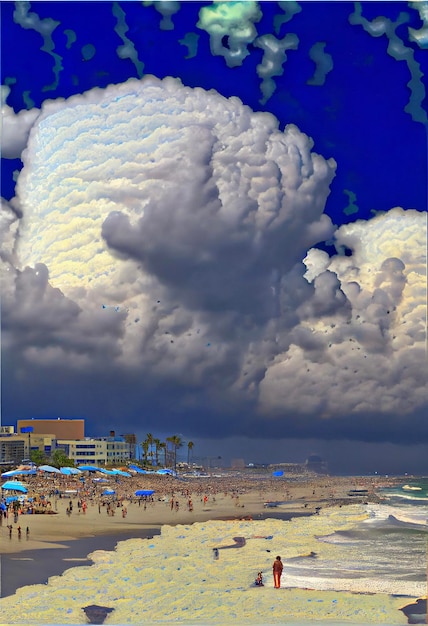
<box><xmin>1</xmin><ymin>86</ymin><xmax>41</xmax><ymax>159</ymax></box>
<box><xmin>258</xmin><ymin>208</ymin><xmax>427</xmax><ymax>417</ymax></box>
<box><xmin>2</xmin><ymin>75</ymin><xmax>427</xmax><ymax>434</ymax></box>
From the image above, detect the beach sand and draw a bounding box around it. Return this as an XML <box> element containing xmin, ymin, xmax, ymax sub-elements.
<box><xmin>0</xmin><ymin>473</ymin><xmax>424</xmax><ymax>623</ymax></box>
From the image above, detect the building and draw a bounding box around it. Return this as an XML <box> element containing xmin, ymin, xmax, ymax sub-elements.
<box><xmin>0</xmin><ymin>437</ymin><xmax>25</xmax><ymax>466</ymax></box>
<box><xmin>17</xmin><ymin>418</ymin><xmax>85</xmax><ymax>440</ymax></box>
<box><xmin>0</xmin><ymin>426</ymin><xmax>15</xmax><ymax>435</ymax></box>
<box><xmin>305</xmin><ymin>455</ymin><xmax>328</xmax><ymax>474</ymax></box>
<box><xmin>57</xmin><ymin>435</ymin><xmax>131</xmax><ymax>466</ymax></box>
<box><xmin>0</xmin><ymin>430</ymin><xmax>56</xmax><ymax>461</ymax></box>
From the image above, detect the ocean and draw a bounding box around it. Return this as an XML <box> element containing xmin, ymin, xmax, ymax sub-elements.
<box><xmin>0</xmin><ymin>487</ymin><xmax>426</xmax><ymax>624</ymax></box>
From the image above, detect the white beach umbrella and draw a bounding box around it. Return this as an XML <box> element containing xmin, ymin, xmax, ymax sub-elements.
<box><xmin>38</xmin><ymin>465</ymin><xmax>61</xmax><ymax>474</ymax></box>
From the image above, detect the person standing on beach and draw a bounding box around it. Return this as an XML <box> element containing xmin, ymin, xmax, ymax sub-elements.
<box><xmin>273</xmin><ymin>556</ymin><xmax>283</xmax><ymax>588</ymax></box>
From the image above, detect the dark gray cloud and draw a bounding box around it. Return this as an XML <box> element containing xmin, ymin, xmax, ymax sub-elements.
<box><xmin>1</xmin><ymin>77</ymin><xmax>427</xmax><ymax>471</ymax></box>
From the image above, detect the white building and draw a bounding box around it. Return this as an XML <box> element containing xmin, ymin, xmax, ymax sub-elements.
<box><xmin>57</xmin><ymin>437</ymin><xmax>131</xmax><ymax>466</ymax></box>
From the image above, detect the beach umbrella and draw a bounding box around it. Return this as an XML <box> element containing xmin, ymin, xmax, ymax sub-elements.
<box><xmin>60</xmin><ymin>467</ymin><xmax>82</xmax><ymax>475</ymax></box>
<box><xmin>1</xmin><ymin>481</ymin><xmax>28</xmax><ymax>493</ymax></box>
<box><xmin>129</xmin><ymin>465</ymin><xmax>148</xmax><ymax>474</ymax></box>
<box><xmin>1</xmin><ymin>469</ymin><xmax>22</xmax><ymax>477</ymax></box>
<box><xmin>77</xmin><ymin>465</ymin><xmax>101</xmax><ymax>472</ymax></box>
<box><xmin>156</xmin><ymin>469</ymin><xmax>176</xmax><ymax>476</ymax></box>
<box><xmin>102</xmin><ymin>489</ymin><xmax>115</xmax><ymax>496</ymax></box>
<box><xmin>135</xmin><ymin>489</ymin><xmax>155</xmax><ymax>497</ymax></box>
<box><xmin>111</xmin><ymin>469</ymin><xmax>131</xmax><ymax>477</ymax></box>
<box><xmin>38</xmin><ymin>465</ymin><xmax>61</xmax><ymax>474</ymax></box>
<box><xmin>99</xmin><ymin>469</ymin><xmax>117</xmax><ymax>476</ymax></box>
<box><xmin>272</xmin><ymin>470</ymin><xmax>284</xmax><ymax>477</ymax></box>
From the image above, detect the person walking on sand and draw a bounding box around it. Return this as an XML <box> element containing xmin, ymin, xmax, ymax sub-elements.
<box><xmin>273</xmin><ymin>556</ymin><xmax>283</xmax><ymax>588</ymax></box>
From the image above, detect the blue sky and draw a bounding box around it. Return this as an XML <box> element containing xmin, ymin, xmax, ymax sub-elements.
<box><xmin>1</xmin><ymin>1</ymin><xmax>427</xmax><ymax>473</ymax></box>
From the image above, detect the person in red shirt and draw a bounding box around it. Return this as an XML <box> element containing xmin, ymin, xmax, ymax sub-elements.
<box><xmin>272</xmin><ymin>556</ymin><xmax>283</xmax><ymax>588</ymax></box>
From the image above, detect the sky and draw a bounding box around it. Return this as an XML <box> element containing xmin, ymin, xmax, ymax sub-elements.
<box><xmin>1</xmin><ymin>1</ymin><xmax>427</xmax><ymax>474</ymax></box>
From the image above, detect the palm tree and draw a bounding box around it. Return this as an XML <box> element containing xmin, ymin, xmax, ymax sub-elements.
<box><xmin>158</xmin><ymin>442</ymin><xmax>167</xmax><ymax>467</ymax></box>
<box><xmin>167</xmin><ymin>435</ymin><xmax>183</xmax><ymax>471</ymax></box>
<box><xmin>153</xmin><ymin>438</ymin><xmax>161</xmax><ymax>466</ymax></box>
<box><xmin>187</xmin><ymin>441</ymin><xmax>194</xmax><ymax>466</ymax></box>
<box><xmin>146</xmin><ymin>433</ymin><xmax>154</xmax><ymax>466</ymax></box>
<box><xmin>141</xmin><ymin>439</ymin><xmax>149</xmax><ymax>465</ymax></box>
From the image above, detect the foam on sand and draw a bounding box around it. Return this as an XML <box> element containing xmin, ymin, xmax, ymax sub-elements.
<box><xmin>0</xmin><ymin>506</ymin><xmax>423</xmax><ymax>624</ymax></box>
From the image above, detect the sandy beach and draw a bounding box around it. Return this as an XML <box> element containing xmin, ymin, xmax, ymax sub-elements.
<box><xmin>0</xmin><ymin>473</ymin><xmax>385</xmax><ymax>554</ymax></box>
<box><xmin>0</xmin><ymin>472</ymin><xmax>425</xmax><ymax>624</ymax></box>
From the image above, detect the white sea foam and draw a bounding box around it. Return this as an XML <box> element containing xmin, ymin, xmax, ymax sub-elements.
<box><xmin>0</xmin><ymin>507</ymin><xmax>424</xmax><ymax>624</ymax></box>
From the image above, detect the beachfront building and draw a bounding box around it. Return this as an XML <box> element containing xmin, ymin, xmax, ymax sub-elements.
<box><xmin>56</xmin><ymin>435</ymin><xmax>132</xmax><ymax>466</ymax></box>
<box><xmin>0</xmin><ymin>431</ymin><xmax>57</xmax><ymax>463</ymax></box>
<box><xmin>0</xmin><ymin>436</ymin><xmax>25</xmax><ymax>466</ymax></box>
<box><xmin>17</xmin><ymin>418</ymin><xmax>85</xmax><ymax>440</ymax></box>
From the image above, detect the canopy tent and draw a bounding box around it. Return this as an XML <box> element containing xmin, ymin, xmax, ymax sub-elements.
<box><xmin>38</xmin><ymin>465</ymin><xmax>61</xmax><ymax>474</ymax></box>
<box><xmin>1</xmin><ymin>481</ymin><xmax>28</xmax><ymax>493</ymax></box>
<box><xmin>135</xmin><ymin>490</ymin><xmax>155</xmax><ymax>497</ymax></box>
<box><xmin>60</xmin><ymin>467</ymin><xmax>82</xmax><ymax>475</ymax></box>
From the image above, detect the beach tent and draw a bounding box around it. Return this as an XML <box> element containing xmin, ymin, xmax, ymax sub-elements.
<box><xmin>1</xmin><ymin>481</ymin><xmax>28</xmax><ymax>493</ymax></box>
<box><xmin>38</xmin><ymin>465</ymin><xmax>61</xmax><ymax>474</ymax></box>
<box><xmin>135</xmin><ymin>489</ymin><xmax>155</xmax><ymax>497</ymax></box>
<box><xmin>60</xmin><ymin>467</ymin><xmax>82</xmax><ymax>475</ymax></box>
<box><xmin>272</xmin><ymin>470</ymin><xmax>284</xmax><ymax>477</ymax></box>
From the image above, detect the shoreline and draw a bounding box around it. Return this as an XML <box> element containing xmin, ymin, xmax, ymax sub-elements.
<box><xmin>1</xmin><ymin>509</ymin><xmax>313</xmax><ymax>599</ymax></box>
<box><xmin>1</xmin><ymin>474</ymin><xmax>425</xmax><ymax>623</ymax></box>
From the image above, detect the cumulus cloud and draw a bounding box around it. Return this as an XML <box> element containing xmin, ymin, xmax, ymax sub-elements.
<box><xmin>1</xmin><ymin>86</ymin><xmax>41</xmax><ymax>159</ymax></box>
<box><xmin>2</xmin><ymin>76</ymin><xmax>427</xmax><ymax>441</ymax></box>
<box><xmin>259</xmin><ymin>208</ymin><xmax>428</xmax><ymax>418</ymax></box>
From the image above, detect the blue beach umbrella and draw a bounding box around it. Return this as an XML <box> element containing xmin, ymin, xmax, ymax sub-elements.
<box><xmin>60</xmin><ymin>467</ymin><xmax>82</xmax><ymax>475</ymax></box>
<box><xmin>135</xmin><ymin>490</ymin><xmax>155</xmax><ymax>497</ymax></box>
<box><xmin>111</xmin><ymin>470</ymin><xmax>131</xmax><ymax>477</ymax></box>
<box><xmin>2</xmin><ymin>469</ymin><xmax>36</xmax><ymax>477</ymax></box>
<box><xmin>156</xmin><ymin>469</ymin><xmax>177</xmax><ymax>476</ymax></box>
<box><xmin>129</xmin><ymin>465</ymin><xmax>147</xmax><ymax>474</ymax></box>
<box><xmin>1</xmin><ymin>469</ymin><xmax>22</xmax><ymax>477</ymax></box>
<box><xmin>38</xmin><ymin>465</ymin><xmax>61</xmax><ymax>474</ymax></box>
<box><xmin>1</xmin><ymin>481</ymin><xmax>28</xmax><ymax>493</ymax></box>
<box><xmin>77</xmin><ymin>465</ymin><xmax>102</xmax><ymax>472</ymax></box>
<box><xmin>102</xmin><ymin>489</ymin><xmax>115</xmax><ymax>496</ymax></box>
<box><xmin>272</xmin><ymin>470</ymin><xmax>284</xmax><ymax>477</ymax></box>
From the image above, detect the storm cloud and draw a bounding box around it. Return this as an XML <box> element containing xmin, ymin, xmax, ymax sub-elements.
<box><xmin>1</xmin><ymin>76</ymin><xmax>427</xmax><ymax>446</ymax></box>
